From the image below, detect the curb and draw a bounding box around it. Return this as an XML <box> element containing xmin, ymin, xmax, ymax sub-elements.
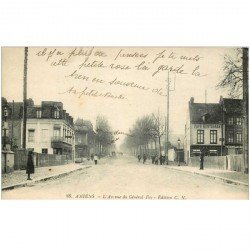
<box><xmin>167</xmin><ymin>167</ymin><xmax>249</xmax><ymax>187</ymax></box>
<box><xmin>2</xmin><ymin>165</ymin><xmax>92</xmax><ymax>191</ymax></box>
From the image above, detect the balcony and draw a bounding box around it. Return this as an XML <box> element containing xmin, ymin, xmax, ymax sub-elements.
<box><xmin>51</xmin><ymin>136</ymin><xmax>73</xmax><ymax>149</ymax></box>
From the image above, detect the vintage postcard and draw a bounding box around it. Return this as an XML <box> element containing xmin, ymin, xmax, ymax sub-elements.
<box><xmin>1</xmin><ymin>47</ymin><xmax>249</xmax><ymax>199</ymax></box>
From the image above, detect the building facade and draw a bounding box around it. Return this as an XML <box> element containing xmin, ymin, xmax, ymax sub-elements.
<box><xmin>74</xmin><ymin>118</ymin><xmax>95</xmax><ymax>159</ymax></box>
<box><xmin>2</xmin><ymin>98</ymin><xmax>75</xmax><ymax>162</ymax></box>
<box><xmin>220</xmin><ymin>97</ymin><xmax>243</xmax><ymax>155</ymax></box>
<box><xmin>184</xmin><ymin>97</ymin><xmax>244</xmax><ymax>164</ymax></box>
<box><xmin>184</xmin><ymin>97</ymin><xmax>224</xmax><ymax>164</ymax></box>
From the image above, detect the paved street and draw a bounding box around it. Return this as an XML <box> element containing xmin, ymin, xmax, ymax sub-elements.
<box><xmin>2</xmin><ymin>156</ymin><xmax>248</xmax><ymax>199</ymax></box>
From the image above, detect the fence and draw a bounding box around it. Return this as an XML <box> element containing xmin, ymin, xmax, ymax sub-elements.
<box><xmin>14</xmin><ymin>149</ymin><xmax>70</xmax><ymax>170</ymax></box>
<box><xmin>188</xmin><ymin>155</ymin><xmax>245</xmax><ymax>172</ymax></box>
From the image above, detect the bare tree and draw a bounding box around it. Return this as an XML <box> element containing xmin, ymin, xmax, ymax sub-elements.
<box><xmin>95</xmin><ymin>115</ymin><xmax>115</xmax><ymax>155</ymax></box>
<box><xmin>217</xmin><ymin>48</ymin><xmax>243</xmax><ymax>98</ymax></box>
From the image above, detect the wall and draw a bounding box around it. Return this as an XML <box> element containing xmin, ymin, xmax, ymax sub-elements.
<box><xmin>168</xmin><ymin>148</ymin><xmax>175</xmax><ymax>161</ymax></box>
<box><xmin>189</xmin><ymin>156</ymin><xmax>226</xmax><ymax>169</ymax></box>
<box><xmin>13</xmin><ymin>149</ymin><xmax>69</xmax><ymax>170</ymax></box>
<box><xmin>189</xmin><ymin>155</ymin><xmax>244</xmax><ymax>172</ymax></box>
<box><xmin>1</xmin><ymin>151</ymin><xmax>14</xmax><ymax>173</ymax></box>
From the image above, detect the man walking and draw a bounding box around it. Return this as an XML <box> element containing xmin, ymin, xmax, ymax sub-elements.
<box><xmin>94</xmin><ymin>154</ymin><xmax>98</xmax><ymax>165</ymax></box>
<box><xmin>200</xmin><ymin>149</ymin><xmax>205</xmax><ymax>170</ymax></box>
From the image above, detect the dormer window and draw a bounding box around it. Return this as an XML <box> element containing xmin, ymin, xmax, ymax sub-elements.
<box><xmin>54</xmin><ymin>109</ymin><xmax>60</xmax><ymax>119</ymax></box>
<box><xmin>201</xmin><ymin>113</ymin><xmax>210</xmax><ymax>122</ymax></box>
<box><xmin>36</xmin><ymin>110</ymin><xmax>42</xmax><ymax>118</ymax></box>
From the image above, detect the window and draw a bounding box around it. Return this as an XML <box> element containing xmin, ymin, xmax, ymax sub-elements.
<box><xmin>54</xmin><ymin>110</ymin><xmax>60</xmax><ymax>119</ymax></box>
<box><xmin>192</xmin><ymin>149</ymin><xmax>200</xmax><ymax>156</ymax></box>
<box><xmin>53</xmin><ymin>128</ymin><xmax>60</xmax><ymax>138</ymax></box>
<box><xmin>228</xmin><ymin>117</ymin><xmax>234</xmax><ymax>125</ymax></box>
<box><xmin>209</xmin><ymin>150</ymin><xmax>218</xmax><ymax>156</ymax></box>
<box><xmin>236</xmin><ymin>117</ymin><xmax>242</xmax><ymax>125</ymax></box>
<box><xmin>197</xmin><ymin>130</ymin><xmax>204</xmax><ymax>144</ymax></box>
<box><xmin>42</xmin><ymin>148</ymin><xmax>48</xmax><ymax>154</ymax></box>
<box><xmin>210</xmin><ymin>130</ymin><xmax>217</xmax><ymax>144</ymax></box>
<box><xmin>227</xmin><ymin>131</ymin><xmax>234</xmax><ymax>143</ymax></box>
<box><xmin>28</xmin><ymin>129</ymin><xmax>35</xmax><ymax>142</ymax></box>
<box><xmin>236</xmin><ymin>133</ymin><xmax>242</xmax><ymax>143</ymax></box>
<box><xmin>36</xmin><ymin>110</ymin><xmax>42</xmax><ymax>118</ymax></box>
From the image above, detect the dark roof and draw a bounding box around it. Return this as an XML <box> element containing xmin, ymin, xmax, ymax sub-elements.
<box><xmin>189</xmin><ymin>103</ymin><xmax>221</xmax><ymax>123</ymax></box>
<box><xmin>223</xmin><ymin>98</ymin><xmax>243</xmax><ymax>114</ymax></box>
<box><xmin>74</xmin><ymin>119</ymin><xmax>93</xmax><ymax>131</ymax></box>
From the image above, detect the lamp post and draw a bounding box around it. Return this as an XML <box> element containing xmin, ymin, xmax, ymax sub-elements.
<box><xmin>3</xmin><ymin>106</ymin><xmax>9</xmax><ymax>150</ymax></box>
<box><xmin>177</xmin><ymin>138</ymin><xmax>180</xmax><ymax>166</ymax></box>
<box><xmin>3</xmin><ymin>106</ymin><xmax>9</xmax><ymax>173</ymax></box>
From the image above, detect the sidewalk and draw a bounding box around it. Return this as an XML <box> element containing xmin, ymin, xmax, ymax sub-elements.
<box><xmin>1</xmin><ymin>162</ymin><xmax>92</xmax><ymax>190</ymax></box>
<box><xmin>168</xmin><ymin>166</ymin><xmax>249</xmax><ymax>187</ymax></box>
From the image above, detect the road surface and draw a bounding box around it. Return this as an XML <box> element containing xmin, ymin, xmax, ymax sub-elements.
<box><xmin>2</xmin><ymin>156</ymin><xmax>248</xmax><ymax>199</ymax></box>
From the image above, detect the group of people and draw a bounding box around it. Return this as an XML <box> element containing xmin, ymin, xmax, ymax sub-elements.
<box><xmin>137</xmin><ymin>154</ymin><xmax>147</xmax><ymax>164</ymax></box>
<box><xmin>151</xmin><ymin>154</ymin><xmax>166</xmax><ymax>165</ymax></box>
<box><xmin>137</xmin><ymin>154</ymin><xmax>166</xmax><ymax>165</ymax></box>
<box><xmin>88</xmin><ymin>153</ymin><xmax>99</xmax><ymax>165</ymax></box>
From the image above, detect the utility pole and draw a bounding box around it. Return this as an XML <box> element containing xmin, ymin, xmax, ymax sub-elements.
<box><xmin>166</xmin><ymin>79</ymin><xmax>169</xmax><ymax>165</ymax></box>
<box><xmin>164</xmin><ymin>116</ymin><xmax>167</xmax><ymax>157</ymax></box>
<box><xmin>166</xmin><ymin>71</ymin><xmax>176</xmax><ymax>165</ymax></box>
<box><xmin>243</xmin><ymin>47</ymin><xmax>248</xmax><ymax>173</ymax></box>
<box><xmin>22</xmin><ymin>47</ymin><xmax>28</xmax><ymax>149</ymax></box>
<box><xmin>11</xmin><ymin>100</ymin><xmax>14</xmax><ymax>150</ymax></box>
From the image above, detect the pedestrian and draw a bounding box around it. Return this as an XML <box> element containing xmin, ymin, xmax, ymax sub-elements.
<box><xmin>154</xmin><ymin>155</ymin><xmax>159</xmax><ymax>165</ymax></box>
<box><xmin>151</xmin><ymin>155</ymin><xmax>155</xmax><ymax>164</ymax></box>
<box><xmin>94</xmin><ymin>154</ymin><xmax>98</xmax><ymax>165</ymax></box>
<box><xmin>160</xmin><ymin>154</ymin><xmax>163</xmax><ymax>165</ymax></box>
<box><xmin>200</xmin><ymin>149</ymin><xmax>205</xmax><ymax>170</ymax></box>
<box><xmin>26</xmin><ymin>150</ymin><xmax>34</xmax><ymax>180</ymax></box>
<box><xmin>91</xmin><ymin>153</ymin><xmax>94</xmax><ymax>161</ymax></box>
<box><xmin>143</xmin><ymin>154</ymin><xmax>147</xmax><ymax>164</ymax></box>
<box><xmin>162</xmin><ymin>155</ymin><xmax>166</xmax><ymax>165</ymax></box>
<box><xmin>137</xmin><ymin>154</ymin><xmax>141</xmax><ymax>162</ymax></box>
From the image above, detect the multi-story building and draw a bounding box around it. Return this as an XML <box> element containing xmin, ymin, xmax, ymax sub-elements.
<box><xmin>184</xmin><ymin>97</ymin><xmax>244</xmax><ymax>164</ymax></box>
<box><xmin>220</xmin><ymin>97</ymin><xmax>243</xmax><ymax>155</ymax></box>
<box><xmin>74</xmin><ymin>118</ymin><xmax>95</xmax><ymax>159</ymax></box>
<box><xmin>3</xmin><ymin>98</ymin><xmax>75</xmax><ymax>161</ymax></box>
<box><xmin>184</xmin><ymin>97</ymin><xmax>224</xmax><ymax>164</ymax></box>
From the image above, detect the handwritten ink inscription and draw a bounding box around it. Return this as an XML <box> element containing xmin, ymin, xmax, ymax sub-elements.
<box><xmin>35</xmin><ymin>47</ymin><xmax>208</xmax><ymax>101</ymax></box>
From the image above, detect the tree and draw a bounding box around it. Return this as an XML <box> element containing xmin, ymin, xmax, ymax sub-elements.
<box><xmin>95</xmin><ymin>115</ymin><xmax>115</xmax><ymax>155</ymax></box>
<box><xmin>122</xmin><ymin>112</ymin><xmax>167</xmax><ymax>156</ymax></box>
<box><xmin>217</xmin><ymin>48</ymin><xmax>243</xmax><ymax>98</ymax></box>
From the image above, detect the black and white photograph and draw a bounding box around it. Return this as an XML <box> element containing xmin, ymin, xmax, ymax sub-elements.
<box><xmin>1</xmin><ymin>47</ymin><xmax>248</xmax><ymax>199</ymax></box>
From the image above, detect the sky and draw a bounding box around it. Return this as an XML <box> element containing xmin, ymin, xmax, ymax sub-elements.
<box><xmin>2</xmin><ymin>47</ymin><xmax>236</xmax><ymax>147</ymax></box>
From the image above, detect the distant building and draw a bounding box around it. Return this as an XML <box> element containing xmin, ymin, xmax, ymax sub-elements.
<box><xmin>184</xmin><ymin>97</ymin><xmax>244</xmax><ymax>164</ymax></box>
<box><xmin>2</xmin><ymin>98</ymin><xmax>75</xmax><ymax>162</ymax></box>
<box><xmin>74</xmin><ymin>118</ymin><xmax>95</xmax><ymax>159</ymax></box>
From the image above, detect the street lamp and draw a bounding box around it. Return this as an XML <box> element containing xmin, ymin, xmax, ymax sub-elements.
<box><xmin>3</xmin><ymin>106</ymin><xmax>9</xmax><ymax>150</ymax></box>
<box><xmin>177</xmin><ymin>138</ymin><xmax>180</xmax><ymax>166</ymax></box>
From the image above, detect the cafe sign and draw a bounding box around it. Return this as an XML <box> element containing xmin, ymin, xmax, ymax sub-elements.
<box><xmin>193</xmin><ymin>124</ymin><xmax>221</xmax><ymax>129</ymax></box>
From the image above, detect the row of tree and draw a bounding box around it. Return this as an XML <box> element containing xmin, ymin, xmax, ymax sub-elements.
<box><xmin>95</xmin><ymin>115</ymin><xmax>116</xmax><ymax>155</ymax></box>
<box><xmin>121</xmin><ymin>112</ymin><xmax>171</xmax><ymax>156</ymax></box>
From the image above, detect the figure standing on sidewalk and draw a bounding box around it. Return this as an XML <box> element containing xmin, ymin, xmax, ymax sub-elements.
<box><xmin>94</xmin><ymin>154</ymin><xmax>98</xmax><ymax>165</ymax></box>
<box><xmin>137</xmin><ymin>154</ymin><xmax>141</xmax><ymax>162</ymax></box>
<box><xmin>200</xmin><ymin>149</ymin><xmax>205</xmax><ymax>170</ymax></box>
<box><xmin>143</xmin><ymin>154</ymin><xmax>147</xmax><ymax>164</ymax></box>
<box><xmin>26</xmin><ymin>151</ymin><xmax>34</xmax><ymax>180</ymax></box>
